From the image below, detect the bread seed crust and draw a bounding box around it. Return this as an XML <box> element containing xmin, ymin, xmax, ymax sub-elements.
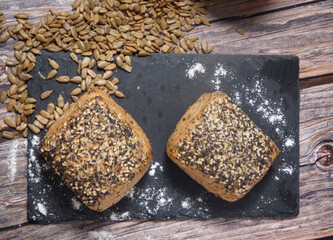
<box><xmin>167</xmin><ymin>91</ymin><xmax>279</xmax><ymax>202</ymax></box>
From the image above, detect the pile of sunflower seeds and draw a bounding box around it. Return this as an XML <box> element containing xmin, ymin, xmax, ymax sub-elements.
<box><xmin>0</xmin><ymin>11</ymin><xmax>9</xmax><ymax>43</ymax></box>
<box><xmin>0</xmin><ymin>0</ymin><xmax>213</xmax><ymax>139</ymax></box>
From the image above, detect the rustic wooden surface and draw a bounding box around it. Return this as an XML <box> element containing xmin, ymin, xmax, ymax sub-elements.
<box><xmin>0</xmin><ymin>0</ymin><xmax>333</xmax><ymax>239</ymax></box>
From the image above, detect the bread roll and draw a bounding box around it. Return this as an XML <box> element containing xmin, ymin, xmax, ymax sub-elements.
<box><xmin>39</xmin><ymin>87</ymin><xmax>153</xmax><ymax>211</ymax></box>
<box><xmin>166</xmin><ymin>91</ymin><xmax>279</xmax><ymax>202</ymax></box>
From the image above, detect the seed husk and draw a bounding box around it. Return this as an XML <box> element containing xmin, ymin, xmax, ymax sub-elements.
<box><xmin>14</xmin><ymin>12</ymin><xmax>29</xmax><ymax>19</ymax></box>
<box><xmin>104</xmin><ymin>63</ymin><xmax>116</xmax><ymax>71</ymax></box>
<box><xmin>56</xmin><ymin>76</ymin><xmax>70</xmax><ymax>83</ymax></box>
<box><xmin>27</xmin><ymin>62</ymin><xmax>36</xmax><ymax>73</ymax></box>
<box><xmin>63</xmin><ymin>102</ymin><xmax>70</xmax><ymax>112</ymax></box>
<box><xmin>206</xmin><ymin>45</ymin><xmax>214</xmax><ymax>54</ymax></box>
<box><xmin>70</xmin><ymin>52</ymin><xmax>78</xmax><ymax>63</ymax></box>
<box><xmin>40</xmin><ymin>110</ymin><xmax>52</xmax><ymax>120</ymax></box>
<box><xmin>115</xmin><ymin>90</ymin><xmax>125</xmax><ymax>98</ymax></box>
<box><xmin>18</xmin><ymin>73</ymin><xmax>32</xmax><ymax>81</ymax></box>
<box><xmin>16</xmin><ymin>122</ymin><xmax>27</xmax><ymax>132</ymax></box>
<box><xmin>201</xmin><ymin>17</ymin><xmax>210</xmax><ymax>26</ymax></box>
<box><xmin>103</xmin><ymin>71</ymin><xmax>113</xmax><ymax>79</ymax></box>
<box><xmin>46</xmin><ymin>120</ymin><xmax>55</xmax><ymax>129</ymax></box>
<box><xmin>54</xmin><ymin>110</ymin><xmax>60</xmax><ymax>120</ymax></box>
<box><xmin>6</xmin><ymin>58</ymin><xmax>19</xmax><ymax>66</ymax></box>
<box><xmin>7</xmin><ymin>99</ymin><xmax>16</xmax><ymax>112</ymax></box>
<box><xmin>28</xmin><ymin>123</ymin><xmax>40</xmax><ymax>134</ymax></box>
<box><xmin>4</xmin><ymin>117</ymin><xmax>16</xmax><ymax>128</ymax></box>
<box><xmin>0</xmin><ymin>32</ymin><xmax>10</xmax><ymax>43</ymax></box>
<box><xmin>0</xmin><ymin>91</ymin><xmax>7</xmax><ymax>103</ymax></box>
<box><xmin>33</xmin><ymin>119</ymin><xmax>44</xmax><ymax>129</ymax></box>
<box><xmin>25</xmin><ymin>97</ymin><xmax>37</xmax><ymax>104</ymax></box>
<box><xmin>17</xmin><ymin>84</ymin><xmax>27</xmax><ymax>93</ymax></box>
<box><xmin>123</xmin><ymin>63</ymin><xmax>132</xmax><ymax>72</ymax></box>
<box><xmin>35</xmin><ymin>115</ymin><xmax>48</xmax><ymax>125</ymax></box>
<box><xmin>201</xmin><ymin>40</ymin><xmax>208</xmax><ymax>54</ymax></box>
<box><xmin>87</xmin><ymin>69</ymin><xmax>96</xmax><ymax>78</ymax></box>
<box><xmin>57</xmin><ymin>94</ymin><xmax>64</xmax><ymax>108</ymax></box>
<box><xmin>48</xmin><ymin>58</ymin><xmax>60</xmax><ymax>70</ymax></box>
<box><xmin>40</xmin><ymin>90</ymin><xmax>53</xmax><ymax>99</ymax></box>
<box><xmin>235</xmin><ymin>27</ymin><xmax>245</xmax><ymax>35</ymax></box>
<box><xmin>21</xmin><ymin>128</ymin><xmax>27</xmax><ymax>137</ymax></box>
<box><xmin>27</xmin><ymin>52</ymin><xmax>36</xmax><ymax>63</ymax></box>
<box><xmin>9</xmin><ymin>84</ymin><xmax>18</xmax><ymax>96</ymax></box>
<box><xmin>15</xmin><ymin>114</ymin><xmax>22</xmax><ymax>127</ymax></box>
<box><xmin>47</xmin><ymin>103</ymin><xmax>55</xmax><ymax>114</ymax></box>
<box><xmin>23</xmin><ymin>104</ymin><xmax>35</xmax><ymax>110</ymax></box>
<box><xmin>71</xmin><ymin>88</ymin><xmax>82</xmax><ymax>96</ymax></box>
<box><xmin>111</xmin><ymin>78</ymin><xmax>119</xmax><ymax>85</ymax></box>
<box><xmin>36</xmin><ymin>33</ymin><xmax>46</xmax><ymax>43</ymax></box>
<box><xmin>7</xmin><ymin>74</ymin><xmax>18</xmax><ymax>85</ymax></box>
<box><xmin>47</xmin><ymin>69</ymin><xmax>58</xmax><ymax>79</ymax></box>
<box><xmin>71</xmin><ymin>95</ymin><xmax>78</xmax><ymax>102</ymax></box>
<box><xmin>115</xmin><ymin>55</ymin><xmax>124</xmax><ymax>68</ymax></box>
<box><xmin>2</xmin><ymin>131</ymin><xmax>14</xmax><ymax>139</ymax></box>
<box><xmin>24</xmin><ymin>109</ymin><xmax>35</xmax><ymax>116</ymax></box>
<box><xmin>88</xmin><ymin>58</ymin><xmax>96</xmax><ymax>69</ymax></box>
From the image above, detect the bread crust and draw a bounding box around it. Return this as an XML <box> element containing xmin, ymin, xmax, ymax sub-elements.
<box><xmin>39</xmin><ymin>87</ymin><xmax>153</xmax><ymax>211</ymax></box>
<box><xmin>167</xmin><ymin>91</ymin><xmax>279</xmax><ymax>202</ymax></box>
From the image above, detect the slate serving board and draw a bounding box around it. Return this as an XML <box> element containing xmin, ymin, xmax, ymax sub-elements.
<box><xmin>27</xmin><ymin>52</ymin><xmax>299</xmax><ymax>223</ymax></box>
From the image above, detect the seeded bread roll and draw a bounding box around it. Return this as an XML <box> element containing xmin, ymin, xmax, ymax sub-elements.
<box><xmin>166</xmin><ymin>91</ymin><xmax>279</xmax><ymax>202</ymax></box>
<box><xmin>39</xmin><ymin>87</ymin><xmax>153</xmax><ymax>212</ymax></box>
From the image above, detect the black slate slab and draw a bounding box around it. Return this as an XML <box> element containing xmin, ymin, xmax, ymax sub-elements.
<box><xmin>27</xmin><ymin>52</ymin><xmax>299</xmax><ymax>222</ymax></box>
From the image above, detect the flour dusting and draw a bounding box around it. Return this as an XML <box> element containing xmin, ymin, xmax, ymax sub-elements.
<box><xmin>31</xmin><ymin>135</ymin><xmax>40</xmax><ymax>147</ymax></box>
<box><xmin>186</xmin><ymin>63</ymin><xmax>206</xmax><ymax>79</ymax></box>
<box><xmin>89</xmin><ymin>230</ymin><xmax>116</xmax><ymax>240</ymax></box>
<box><xmin>125</xmin><ymin>187</ymin><xmax>135</xmax><ymax>198</ymax></box>
<box><xmin>37</xmin><ymin>203</ymin><xmax>47</xmax><ymax>216</ymax></box>
<box><xmin>285</xmin><ymin>138</ymin><xmax>295</xmax><ymax>148</ymax></box>
<box><xmin>72</xmin><ymin>197</ymin><xmax>82</xmax><ymax>210</ymax></box>
<box><xmin>110</xmin><ymin>211</ymin><xmax>130</xmax><ymax>221</ymax></box>
<box><xmin>8</xmin><ymin>140</ymin><xmax>18</xmax><ymax>183</ymax></box>
<box><xmin>148</xmin><ymin>161</ymin><xmax>163</xmax><ymax>177</ymax></box>
<box><xmin>280</xmin><ymin>163</ymin><xmax>294</xmax><ymax>175</ymax></box>
<box><xmin>181</xmin><ymin>198</ymin><xmax>191</xmax><ymax>209</ymax></box>
<box><xmin>211</xmin><ymin>63</ymin><xmax>227</xmax><ymax>90</ymax></box>
<box><xmin>137</xmin><ymin>187</ymin><xmax>173</xmax><ymax>215</ymax></box>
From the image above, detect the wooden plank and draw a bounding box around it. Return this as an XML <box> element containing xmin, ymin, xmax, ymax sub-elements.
<box><xmin>1</xmin><ymin>82</ymin><xmax>332</xmax><ymax>238</ymax></box>
<box><xmin>300</xmin><ymin>74</ymin><xmax>333</xmax><ymax>90</ymax></box>
<box><xmin>0</xmin><ymin>1</ymin><xmax>332</xmax><ymax>79</ymax></box>
<box><xmin>0</xmin><ymin>137</ymin><xmax>27</xmax><ymax>228</ymax></box>
<box><xmin>188</xmin><ymin>0</ymin><xmax>333</xmax><ymax>79</ymax></box>
<box><xmin>206</xmin><ymin>0</ymin><xmax>316</xmax><ymax>20</ymax></box>
<box><xmin>0</xmin><ymin>0</ymin><xmax>332</xmax><ymax>237</ymax></box>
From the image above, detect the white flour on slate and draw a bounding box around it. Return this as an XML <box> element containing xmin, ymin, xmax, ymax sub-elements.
<box><xmin>181</xmin><ymin>198</ymin><xmax>191</xmax><ymax>209</ymax></box>
<box><xmin>285</xmin><ymin>138</ymin><xmax>295</xmax><ymax>148</ymax></box>
<box><xmin>148</xmin><ymin>161</ymin><xmax>163</xmax><ymax>177</ymax></box>
<box><xmin>110</xmin><ymin>211</ymin><xmax>130</xmax><ymax>221</ymax></box>
<box><xmin>37</xmin><ymin>202</ymin><xmax>47</xmax><ymax>216</ymax></box>
<box><xmin>72</xmin><ymin>197</ymin><xmax>82</xmax><ymax>210</ymax></box>
<box><xmin>186</xmin><ymin>63</ymin><xmax>206</xmax><ymax>79</ymax></box>
<box><xmin>211</xmin><ymin>63</ymin><xmax>227</xmax><ymax>90</ymax></box>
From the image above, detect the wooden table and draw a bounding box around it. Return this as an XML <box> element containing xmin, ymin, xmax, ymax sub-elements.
<box><xmin>1</xmin><ymin>0</ymin><xmax>332</xmax><ymax>239</ymax></box>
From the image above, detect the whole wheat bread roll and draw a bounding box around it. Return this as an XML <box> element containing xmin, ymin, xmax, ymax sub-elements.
<box><xmin>166</xmin><ymin>91</ymin><xmax>279</xmax><ymax>202</ymax></box>
<box><xmin>39</xmin><ymin>87</ymin><xmax>153</xmax><ymax>211</ymax></box>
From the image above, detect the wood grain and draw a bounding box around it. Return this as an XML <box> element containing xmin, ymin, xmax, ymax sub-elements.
<box><xmin>206</xmin><ymin>0</ymin><xmax>317</xmax><ymax>20</ymax></box>
<box><xmin>0</xmin><ymin>0</ymin><xmax>332</xmax><ymax>79</ymax></box>
<box><xmin>0</xmin><ymin>0</ymin><xmax>333</xmax><ymax>239</ymax></box>
<box><xmin>189</xmin><ymin>0</ymin><xmax>333</xmax><ymax>79</ymax></box>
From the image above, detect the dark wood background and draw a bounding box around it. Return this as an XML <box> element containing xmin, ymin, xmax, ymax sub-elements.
<box><xmin>1</xmin><ymin>0</ymin><xmax>332</xmax><ymax>239</ymax></box>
